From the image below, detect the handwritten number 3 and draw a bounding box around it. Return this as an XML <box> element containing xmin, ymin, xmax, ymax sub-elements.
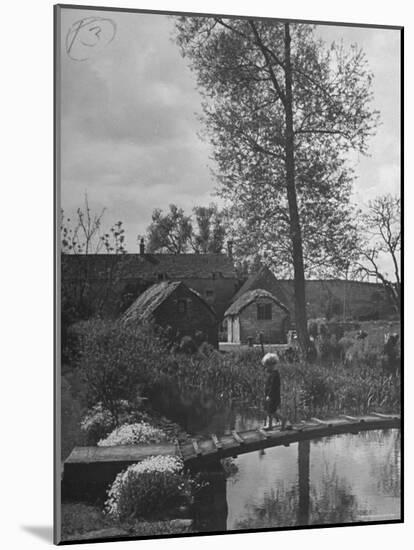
<box><xmin>66</xmin><ymin>17</ymin><xmax>116</xmax><ymax>61</ymax></box>
<box><xmin>80</xmin><ymin>26</ymin><xmax>102</xmax><ymax>47</ymax></box>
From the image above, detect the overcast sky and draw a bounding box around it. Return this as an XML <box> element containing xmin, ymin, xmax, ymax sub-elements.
<box><xmin>60</xmin><ymin>8</ymin><xmax>400</xmax><ymax>258</ymax></box>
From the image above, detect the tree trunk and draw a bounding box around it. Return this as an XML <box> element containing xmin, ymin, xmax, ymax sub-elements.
<box><xmin>284</xmin><ymin>23</ymin><xmax>310</xmax><ymax>356</ymax></box>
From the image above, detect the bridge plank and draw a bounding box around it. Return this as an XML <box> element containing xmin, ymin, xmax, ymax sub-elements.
<box><xmin>66</xmin><ymin>443</ymin><xmax>177</xmax><ymax>463</ymax></box>
<box><xmin>191</xmin><ymin>439</ymin><xmax>203</xmax><ymax>456</ymax></box>
<box><xmin>64</xmin><ymin>413</ymin><xmax>401</xmax><ymax>482</ymax></box>
<box><xmin>231</xmin><ymin>430</ymin><xmax>244</xmax><ymax>444</ymax></box>
<box><xmin>211</xmin><ymin>433</ymin><xmax>222</xmax><ymax>450</ymax></box>
<box><xmin>340</xmin><ymin>414</ymin><xmax>362</xmax><ymax>422</ymax></box>
<box><xmin>311</xmin><ymin>417</ymin><xmax>333</xmax><ymax>427</ymax></box>
<box><xmin>258</xmin><ymin>428</ymin><xmax>270</xmax><ymax>439</ymax></box>
<box><xmin>371</xmin><ymin>412</ymin><xmax>400</xmax><ymax>420</ymax></box>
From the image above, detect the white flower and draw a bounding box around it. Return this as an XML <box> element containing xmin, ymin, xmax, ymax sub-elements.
<box><xmin>97</xmin><ymin>422</ymin><xmax>167</xmax><ymax>446</ymax></box>
<box><xmin>104</xmin><ymin>455</ymin><xmax>184</xmax><ymax>518</ymax></box>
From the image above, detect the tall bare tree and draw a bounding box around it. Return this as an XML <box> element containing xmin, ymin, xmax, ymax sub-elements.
<box><xmin>357</xmin><ymin>194</ymin><xmax>401</xmax><ymax>313</ymax></box>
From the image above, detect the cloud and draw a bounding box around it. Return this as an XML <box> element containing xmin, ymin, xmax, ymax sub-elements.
<box><xmin>60</xmin><ymin>10</ymin><xmax>400</xmax><ymax>254</ymax></box>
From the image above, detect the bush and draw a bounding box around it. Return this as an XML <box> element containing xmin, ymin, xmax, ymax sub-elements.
<box><xmin>105</xmin><ymin>455</ymin><xmax>192</xmax><ymax>520</ymax></box>
<box><xmin>98</xmin><ymin>422</ymin><xmax>168</xmax><ymax>446</ymax></box>
<box><xmin>179</xmin><ymin>336</ymin><xmax>197</xmax><ymax>355</ymax></box>
<box><xmin>80</xmin><ymin>401</ymin><xmax>151</xmax><ymax>444</ymax></box>
<box><xmin>80</xmin><ymin>402</ymin><xmax>115</xmax><ymax>444</ymax></box>
<box><xmin>300</xmin><ymin>369</ymin><xmax>335</xmax><ymax>409</ymax></box>
<box><xmin>72</xmin><ymin>319</ymin><xmax>171</xmax><ymax>416</ymax></box>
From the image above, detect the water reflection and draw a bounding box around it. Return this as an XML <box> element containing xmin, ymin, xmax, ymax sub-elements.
<box><xmin>153</xmin><ymin>389</ymin><xmax>400</xmax><ymax>531</ymax></box>
<box><xmin>197</xmin><ymin>429</ymin><xmax>401</xmax><ymax>532</ymax></box>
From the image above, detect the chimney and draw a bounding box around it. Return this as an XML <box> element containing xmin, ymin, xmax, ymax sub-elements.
<box><xmin>139</xmin><ymin>237</ymin><xmax>145</xmax><ymax>255</ymax></box>
<box><xmin>227</xmin><ymin>240</ymin><xmax>234</xmax><ymax>261</ymax></box>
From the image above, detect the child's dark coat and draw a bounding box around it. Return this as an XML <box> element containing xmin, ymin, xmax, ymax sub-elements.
<box><xmin>265</xmin><ymin>369</ymin><xmax>281</xmax><ymax>413</ymax></box>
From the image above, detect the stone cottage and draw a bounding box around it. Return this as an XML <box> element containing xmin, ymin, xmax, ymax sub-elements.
<box><xmin>233</xmin><ymin>264</ymin><xmax>393</xmax><ymax>320</ymax></box>
<box><xmin>224</xmin><ymin>288</ymin><xmax>290</xmax><ymax>344</ymax></box>
<box><xmin>120</xmin><ymin>280</ymin><xmax>219</xmax><ymax>347</ymax></box>
<box><xmin>62</xmin><ymin>239</ymin><xmax>238</xmax><ymax>320</ymax></box>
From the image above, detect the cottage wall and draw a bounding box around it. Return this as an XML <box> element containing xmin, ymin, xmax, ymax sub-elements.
<box><xmin>179</xmin><ymin>277</ymin><xmax>239</xmax><ymax>319</ymax></box>
<box><xmin>154</xmin><ymin>285</ymin><xmax>218</xmax><ymax>347</ymax></box>
<box><xmin>238</xmin><ymin>299</ymin><xmax>288</xmax><ymax>344</ymax></box>
<box><xmin>227</xmin><ymin>316</ymin><xmax>240</xmax><ymax>343</ymax></box>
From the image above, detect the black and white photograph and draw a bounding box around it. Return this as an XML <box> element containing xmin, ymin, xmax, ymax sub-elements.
<box><xmin>55</xmin><ymin>4</ymin><xmax>402</xmax><ymax>544</ymax></box>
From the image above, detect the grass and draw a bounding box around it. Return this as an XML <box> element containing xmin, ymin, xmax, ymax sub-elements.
<box><xmin>61</xmin><ymin>318</ymin><xmax>401</xmax><ymax>456</ymax></box>
<box><xmin>61</xmin><ymin>503</ymin><xmax>193</xmax><ymax>541</ymax></box>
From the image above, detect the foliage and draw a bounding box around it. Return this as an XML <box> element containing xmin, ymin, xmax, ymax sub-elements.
<box><xmin>300</xmin><ymin>366</ymin><xmax>336</xmax><ymax>409</ymax></box>
<box><xmin>70</xmin><ymin>321</ymin><xmax>400</xmax><ymax>438</ymax></box>
<box><xmin>143</xmin><ymin>202</ymin><xmax>227</xmax><ymax>253</ymax></box>
<box><xmin>61</xmin><ymin>503</ymin><xmax>193</xmax><ymax>540</ymax></box>
<box><xmin>174</xmin><ymin>17</ymin><xmax>379</xmax><ymax>353</ymax></box>
<box><xmin>192</xmin><ymin>204</ymin><xmax>227</xmax><ymax>253</ymax></box>
<box><xmin>61</xmin><ymin>375</ymin><xmax>86</xmax><ymax>460</ymax></box>
<box><xmin>174</xmin><ymin>19</ymin><xmax>378</xmax><ymax>274</ymax></box>
<box><xmin>105</xmin><ymin>456</ymin><xmax>193</xmax><ymax>520</ymax></box>
<box><xmin>221</xmin><ymin>458</ymin><xmax>239</xmax><ymax>479</ymax></box>
<box><xmin>72</xmin><ymin>320</ymin><xmax>170</xmax><ymax>420</ymax></box>
<box><xmin>80</xmin><ymin>401</ymin><xmax>151</xmax><ymax>445</ymax></box>
<box><xmin>144</xmin><ymin>204</ymin><xmax>193</xmax><ymax>254</ymax></box>
<box><xmin>61</xmin><ymin>503</ymin><xmax>116</xmax><ymax>537</ymax></box>
<box><xmin>98</xmin><ymin>422</ymin><xmax>168</xmax><ymax>446</ymax></box>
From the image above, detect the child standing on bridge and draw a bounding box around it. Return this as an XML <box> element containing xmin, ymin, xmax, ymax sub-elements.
<box><xmin>262</xmin><ymin>353</ymin><xmax>286</xmax><ymax>431</ymax></box>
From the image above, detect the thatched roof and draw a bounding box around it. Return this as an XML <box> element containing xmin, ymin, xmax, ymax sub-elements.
<box><xmin>232</xmin><ymin>265</ymin><xmax>291</xmax><ymax>307</ymax></box>
<box><xmin>121</xmin><ymin>281</ymin><xmax>216</xmax><ymax>324</ymax></box>
<box><xmin>224</xmin><ymin>288</ymin><xmax>289</xmax><ymax>317</ymax></box>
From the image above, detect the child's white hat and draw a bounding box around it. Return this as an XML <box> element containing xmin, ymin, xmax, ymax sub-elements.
<box><xmin>261</xmin><ymin>352</ymin><xmax>279</xmax><ymax>366</ymax></box>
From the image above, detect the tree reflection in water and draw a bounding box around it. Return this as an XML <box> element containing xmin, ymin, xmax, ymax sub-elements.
<box><xmin>194</xmin><ymin>428</ymin><xmax>400</xmax><ymax>532</ymax></box>
<box><xmin>309</xmin><ymin>462</ymin><xmax>368</xmax><ymax>525</ymax></box>
<box><xmin>235</xmin><ymin>460</ymin><xmax>367</xmax><ymax>530</ymax></box>
<box><xmin>367</xmin><ymin>430</ymin><xmax>401</xmax><ymax>498</ymax></box>
<box><xmin>235</xmin><ymin>484</ymin><xmax>299</xmax><ymax>530</ymax></box>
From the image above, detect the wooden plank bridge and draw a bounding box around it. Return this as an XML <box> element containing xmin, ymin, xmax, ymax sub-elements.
<box><xmin>62</xmin><ymin>412</ymin><xmax>400</xmax><ymax>501</ymax></box>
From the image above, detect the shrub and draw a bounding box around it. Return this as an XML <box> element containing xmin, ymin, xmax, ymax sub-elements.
<box><xmin>105</xmin><ymin>455</ymin><xmax>192</xmax><ymax>520</ymax></box>
<box><xmin>80</xmin><ymin>402</ymin><xmax>115</xmax><ymax>444</ymax></box>
<box><xmin>300</xmin><ymin>368</ymin><xmax>335</xmax><ymax>409</ymax></box>
<box><xmin>81</xmin><ymin>402</ymin><xmax>153</xmax><ymax>444</ymax></box>
<box><xmin>72</xmin><ymin>319</ymin><xmax>171</xmax><ymax>417</ymax></box>
<box><xmin>98</xmin><ymin>422</ymin><xmax>168</xmax><ymax>446</ymax></box>
<box><xmin>179</xmin><ymin>336</ymin><xmax>197</xmax><ymax>355</ymax></box>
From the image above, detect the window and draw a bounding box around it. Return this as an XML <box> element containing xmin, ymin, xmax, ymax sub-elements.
<box><xmin>157</xmin><ymin>273</ymin><xmax>164</xmax><ymax>281</ymax></box>
<box><xmin>177</xmin><ymin>299</ymin><xmax>187</xmax><ymax>314</ymax></box>
<box><xmin>257</xmin><ymin>303</ymin><xmax>272</xmax><ymax>320</ymax></box>
<box><xmin>205</xmin><ymin>290</ymin><xmax>214</xmax><ymax>299</ymax></box>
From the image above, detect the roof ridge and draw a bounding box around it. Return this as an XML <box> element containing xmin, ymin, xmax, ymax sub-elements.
<box><xmin>225</xmin><ymin>287</ymin><xmax>289</xmax><ymax>316</ymax></box>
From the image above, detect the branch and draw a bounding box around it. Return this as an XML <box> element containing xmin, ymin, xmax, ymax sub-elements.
<box><xmin>248</xmin><ymin>20</ymin><xmax>286</xmax><ymax>107</ymax></box>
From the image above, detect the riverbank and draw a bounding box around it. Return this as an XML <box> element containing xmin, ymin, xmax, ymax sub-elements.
<box><xmin>61</xmin><ymin>503</ymin><xmax>193</xmax><ymax>542</ymax></box>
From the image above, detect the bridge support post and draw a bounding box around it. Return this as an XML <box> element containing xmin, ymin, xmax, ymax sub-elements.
<box><xmin>191</xmin><ymin>460</ymin><xmax>228</xmax><ymax>533</ymax></box>
<box><xmin>298</xmin><ymin>439</ymin><xmax>310</xmax><ymax>525</ymax></box>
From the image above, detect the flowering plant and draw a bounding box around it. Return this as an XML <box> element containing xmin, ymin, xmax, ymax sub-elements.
<box><xmin>105</xmin><ymin>455</ymin><xmax>192</xmax><ymax>520</ymax></box>
<box><xmin>80</xmin><ymin>402</ymin><xmax>116</xmax><ymax>442</ymax></box>
<box><xmin>80</xmin><ymin>402</ymin><xmax>152</xmax><ymax>444</ymax></box>
<box><xmin>97</xmin><ymin>422</ymin><xmax>168</xmax><ymax>447</ymax></box>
